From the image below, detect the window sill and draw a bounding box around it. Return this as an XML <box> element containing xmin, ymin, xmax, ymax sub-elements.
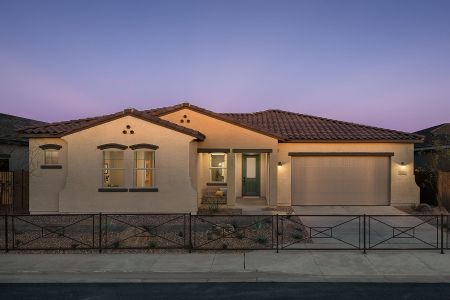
<box><xmin>98</xmin><ymin>188</ymin><xmax>128</xmax><ymax>192</ymax></box>
<box><xmin>206</xmin><ymin>182</ymin><xmax>227</xmax><ymax>186</ymax></box>
<box><xmin>129</xmin><ymin>188</ymin><xmax>159</xmax><ymax>192</ymax></box>
<box><xmin>41</xmin><ymin>165</ymin><xmax>62</xmax><ymax>169</ymax></box>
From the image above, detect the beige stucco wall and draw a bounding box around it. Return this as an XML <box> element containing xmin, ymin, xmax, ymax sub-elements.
<box><xmin>161</xmin><ymin>108</ymin><xmax>278</xmax><ymax>205</ymax></box>
<box><xmin>277</xmin><ymin>142</ymin><xmax>420</xmax><ymax>206</ymax></box>
<box><xmin>29</xmin><ymin>116</ymin><xmax>199</xmax><ymax>213</ymax></box>
<box><xmin>28</xmin><ymin>138</ymin><xmax>68</xmax><ymax>212</ymax></box>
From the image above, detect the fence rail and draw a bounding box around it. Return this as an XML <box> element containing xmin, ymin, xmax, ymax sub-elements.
<box><xmin>1</xmin><ymin>213</ymin><xmax>449</xmax><ymax>253</ymax></box>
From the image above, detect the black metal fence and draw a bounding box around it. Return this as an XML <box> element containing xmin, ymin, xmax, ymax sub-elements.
<box><xmin>1</xmin><ymin>213</ymin><xmax>449</xmax><ymax>253</ymax></box>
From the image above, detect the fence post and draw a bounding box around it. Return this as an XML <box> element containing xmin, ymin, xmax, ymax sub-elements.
<box><xmin>363</xmin><ymin>214</ymin><xmax>366</xmax><ymax>254</ymax></box>
<box><xmin>189</xmin><ymin>212</ymin><xmax>192</xmax><ymax>253</ymax></box>
<box><xmin>98</xmin><ymin>213</ymin><xmax>102</xmax><ymax>253</ymax></box>
<box><xmin>276</xmin><ymin>214</ymin><xmax>279</xmax><ymax>253</ymax></box>
<box><xmin>441</xmin><ymin>214</ymin><xmax>444</xmax><ymax>254</ymax></box>
<box><xmin>4</xmin><ymin>214</ymin><xmax>8</xmax><ymax>253</ymax></box>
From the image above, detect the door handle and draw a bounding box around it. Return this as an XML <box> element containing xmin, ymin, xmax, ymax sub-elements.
<box><xmin>242</xmin><ymin>177</ymin><xmax>246</xmax><ymax>182</ymax></box>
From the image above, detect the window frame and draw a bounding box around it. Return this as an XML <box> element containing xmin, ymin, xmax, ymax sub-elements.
<box><xmin>209</xmin><ymin>153</ymin><xmax>227</xmax><ymax>183</ymax></box>
<box><xmin>102</xmin><ymin>150</ymin><xmax>125</xmax><ymax>188</ymax></box>
<box><xmin>133</xmin><ymin>150</ymin><xmax>156</xmax><ymax>188</ymax></box>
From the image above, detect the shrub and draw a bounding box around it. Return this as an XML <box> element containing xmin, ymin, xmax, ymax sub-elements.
<box><xmin>292</xmin><ymin>233</ymin><xmax>303</xmax><ymax>240</ymax></box>
<box><xmin>148</xmin><ymin>241</ymin><xmax>157</xmax><ymax>249</ymax></box>
<box><xmin>256</xmin><ymin>236</ymin><xmax>268</xmax><ymax>245</ymax></box>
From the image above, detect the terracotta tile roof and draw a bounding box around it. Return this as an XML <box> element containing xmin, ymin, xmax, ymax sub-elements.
<box><xmin>19</xmin><ymin>103</ymin><xmax>422</xmax><ymax>142</ymax></box>
<box><xmin>19</xmin><ymin>108</ymin><xmax>205</xmax><ymax>141</ymax></box>
<box><xmin>220</xmin><ymin>109</ymin><xmax>423</xmax><ymax>142</ymax></box>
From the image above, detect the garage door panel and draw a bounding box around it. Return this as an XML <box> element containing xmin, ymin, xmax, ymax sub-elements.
<box><xmin>292</xmin><ymin>156</ymin><xmax>390</xmax><ymax>205</ymax></box>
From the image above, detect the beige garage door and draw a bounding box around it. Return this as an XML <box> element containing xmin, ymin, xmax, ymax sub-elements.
<box><xmin>292</xmin><ymin>156</ymin><xmax>390</xmax><ymax>205</ymax></box>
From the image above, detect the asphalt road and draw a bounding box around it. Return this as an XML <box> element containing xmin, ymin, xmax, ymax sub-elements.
<box><xmin>1</xmin><ymin>282</ymin><xmax>450</xmax><ymax>300</ymax></box>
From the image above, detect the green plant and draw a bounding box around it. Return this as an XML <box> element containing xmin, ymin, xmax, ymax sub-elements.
<box><xmin>112</xmin><ymin>241</ymin><xmax>121</xmax><ymax>248</ymax></box>
<box><xmin>292</xmin><ymin>233</ymin><xmax>303</xmax><ymax>240</ymax></box>
<box><xmin>71</xmin><ymin>243</ymin><xmax>79</xmax><ymax>249</ymax></box>
<box><xmin>254</xmin><ymin>221</ymin><xmax>263</xmax><ymax>230</ymax></box>
<box><xmin>221</xmin><ymin>243</ymin><xmax>228</xmax><ymax>249</ymax></box>
<box><xmin>148</xmin><ymin>241</ymin><xmax>157</xmax><ymax>249</ymax></box>
<box><xmin>177</xmin><ymin>231</ymin><xmax>184</xmax><ymax>237</ymax></box>
<box><xmin>207</xmin><ymin>202</ymin><xmax>219</xmax><ymax>214</ymax></box>
<box><xmin>256</xmin><ymin>236</ymin><xmax>268</xmax><ymax>245</ymax></box>
<box><xmin>15</xmin><ymin>239</ymin><xmax>22</xmax><ymax>247</ymax></box>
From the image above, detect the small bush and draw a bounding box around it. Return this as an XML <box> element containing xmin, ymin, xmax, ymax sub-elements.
<box><xmin>221</xmin><ymin>243</ymin><xmax>228</xmax><ymax>249</ymax></box>
<box><xmin>148</xmin><ymin>241</ymin><xmax>157</xmax><ymax>249</ymax></box>
<box><xmin>254</xmin><ymin>221</ymin><xmax>263</xmax><ymax>230</ymax></box>
<box><xmin>256</xmin><ymin>236</ymin><xmax>268</xmax><ymax>245</ymax></box>
<box><xmin>112</xmin><ymin>241</ymin><xmax>121</xmax><ymax>248</ymax></box>
<box><xmin>177</xmin><ymin>231</ymin><xmax>184</xmax><ymax>237</ymax></box>
<box><xmin>292</xmin><ymin>233</ymin><xmax>303</xmax><ymax>240</ymax></box>
<box><xmin>71</xmin><ymin>244</ymin><xmax>79</xmax><ymax>249</ymax></box>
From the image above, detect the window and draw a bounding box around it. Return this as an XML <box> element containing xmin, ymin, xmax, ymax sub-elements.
<box><xmin>0</xmin><ymin>158</ymin><xmax>9</xmax><ymax>171</ymax></box>
<box><xmin>44</xmin><ymin>149</ymin><xmax>59</xmax><ymax>165</ymax></box>
<box><xmin>134</xmin><ymin>151</ymin><xmax>155</xmax><ymax>188</ymax></box>
<box><xmin>103</xmin><ymin>151</ymin><xmax>124</xmax><ymax>187</ymax></box>
<box><xmin>209</xmin><ymin>153</ymin><xmax>227</xmax><ymax>182</ymax></box>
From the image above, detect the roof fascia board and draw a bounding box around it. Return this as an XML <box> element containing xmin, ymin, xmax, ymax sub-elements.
<box><xmin>280</xmin><ymin>139</ymin><xmax>423</xmax><ymax>144</ymax></box>
<box><xmin>288</xmin><ymin>152</ymin><xmax>395</xmax><ymax>157</ymax></box>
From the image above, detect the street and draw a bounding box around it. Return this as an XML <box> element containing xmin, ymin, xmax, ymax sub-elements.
<box><xmin>1</xmin><ymin>283</ymin><xmax>450</xmax><ymax>300</ymax></box>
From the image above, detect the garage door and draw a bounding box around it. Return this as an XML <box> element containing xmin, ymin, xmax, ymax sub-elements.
<box><xmin>292</xmin><ymin>156</ymin><xmax>390</xmax><ymax>205</ymax></box>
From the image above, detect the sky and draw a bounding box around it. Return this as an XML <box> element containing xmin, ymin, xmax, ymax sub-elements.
<box><xmin>0</xmin><ymin>0</ymin><xmax>449</xmax><ymax>132</ymax></box>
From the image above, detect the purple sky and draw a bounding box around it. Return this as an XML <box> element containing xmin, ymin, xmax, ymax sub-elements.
<box><xmin>1</xmin><ymin>0</ymin><xmax>449</xmax><ymax>132</ymax></box>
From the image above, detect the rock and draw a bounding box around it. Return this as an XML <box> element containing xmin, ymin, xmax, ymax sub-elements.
<box><xmin>415</xmin><ymin>203</ymin><xmax>433</xmax><ymax>213</ymax></box>
<box><xmin>206</xmin><ymin>223</ymin><xmax>235</xmax><ymax>240</ymax></box>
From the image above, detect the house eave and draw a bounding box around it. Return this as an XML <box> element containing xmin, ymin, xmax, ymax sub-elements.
<box><xmin>280</xmin><ymin>139</ymin><xmax>424</xmax><ymax>144</ymax></box>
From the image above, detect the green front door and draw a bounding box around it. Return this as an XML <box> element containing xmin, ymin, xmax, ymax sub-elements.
<box><xmin>242</xmin><ymin>154</ymin><xmax>260</xmax><ymax>196</ymax></box>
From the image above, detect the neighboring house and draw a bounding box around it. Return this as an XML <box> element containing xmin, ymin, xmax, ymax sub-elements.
<box><xmin>0</xmin><ymin>113</ymin><xmax>46</xmax><ymax>171</ymax></box>
<box><xmin>19</xmin><ymin>103</ymin><xmax>422</xmax><ymax>214</ymax></box>
<box><xmin>414</xmin><ymin>123</ymin><xmax>450</xmax><ymax>172</ymax></box>
<box><xmin>414</xmin><ymin>123</ymin><xmax>450</xmax><ymax>205</ymax></box>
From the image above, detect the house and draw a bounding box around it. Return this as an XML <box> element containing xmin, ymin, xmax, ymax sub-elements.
<box><xmin>19</xmin><ymin>103</ymin><xmax>423</xmax><ymax>214</ymax></box>
<box><xmin>414</xmin><ymin>123</ymin><xmax>450</xmax><ymax>206</ymax></box>
<box><xmin>414</xmin><ymin>123</ymin><xmax>450</xmax><ymax>172</ymax></box>
<box><xmin>0</xmin><ymin>113</ymin><xmax>46</xmax><ymax>171</ymax></box>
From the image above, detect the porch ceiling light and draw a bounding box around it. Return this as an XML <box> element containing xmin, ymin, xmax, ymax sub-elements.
<box><xmin>278</xmin><ymin>162</ymin><xmax>283</xmax><ymax>167</ymax></box>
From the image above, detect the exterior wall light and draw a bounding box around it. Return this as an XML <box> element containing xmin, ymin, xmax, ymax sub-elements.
<box><xmin>398</xmin><ymin>161</ymin><xmax>407</xmax><ymax>175</ymax></box>
<box><xmin>278</xmin><ymin>162</ymin><xmax>283</xmax><ymax>167</ymax></box>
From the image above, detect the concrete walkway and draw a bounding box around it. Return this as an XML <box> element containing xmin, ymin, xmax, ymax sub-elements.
<box><xmin>1</xmin><ymin>251</ymin><xmax>450</xmax><ymax>283</ymax></box>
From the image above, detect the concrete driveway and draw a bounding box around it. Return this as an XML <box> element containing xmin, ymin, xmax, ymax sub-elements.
<box><xmin>292</xmin><ymin>205</ymin><xmax>408</xmax><ymax>215</ymax></box>
<box><xmin>289</xmin><ymin>206</ymin><xmax>440</xmax><ymax>250</ymax></box>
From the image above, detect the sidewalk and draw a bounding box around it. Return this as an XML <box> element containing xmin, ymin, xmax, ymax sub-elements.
<box><xmin>1</xmin><ymin>251</ymin><xmax>450</xmax><ymax>283</ymax></box>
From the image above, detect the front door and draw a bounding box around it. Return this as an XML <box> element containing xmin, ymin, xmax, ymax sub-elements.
<box><xmin>242</xmin><ymin>154</ymin><xmax>260</xmax><ymax>196</ymax></box>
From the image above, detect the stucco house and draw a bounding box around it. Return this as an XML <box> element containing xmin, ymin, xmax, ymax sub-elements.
<box><xmin>19</xmin><ymin>103</ymin><xmax>423</xmax><ymax>214</ymax></box>
<box><xmin>0</xmin><ymin>113</ymin><xmax>46</xmax><ymax>172</ymax></box>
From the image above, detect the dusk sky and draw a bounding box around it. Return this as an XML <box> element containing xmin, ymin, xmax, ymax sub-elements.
<box><xmin>0</xmin><ymin>0</ymin><xmax>449</xmax><ymax>132</ymax></box>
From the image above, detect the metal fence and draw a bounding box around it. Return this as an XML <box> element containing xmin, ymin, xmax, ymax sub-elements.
<box><xmin>1</xmin><ymin>213</ymin><xmax>449</xmax><ymax>253</ymax></box>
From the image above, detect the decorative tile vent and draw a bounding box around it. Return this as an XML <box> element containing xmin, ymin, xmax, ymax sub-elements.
<box><xmin>122</xmin><ymin>124</ymin><xmax>135</xmax><ymax>134</ymax></box>
<box><xmin>180</xmin><ymin>114</ymin><xmax>191</xmax><ymax>124</ymax></box>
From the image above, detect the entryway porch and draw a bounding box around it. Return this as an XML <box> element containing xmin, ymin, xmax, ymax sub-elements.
<box><xmin>196</xmin><ymin>148</ymin><xmax>278</xmax><ymax>213</ymax></box>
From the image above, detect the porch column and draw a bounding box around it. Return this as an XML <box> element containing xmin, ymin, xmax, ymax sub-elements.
<box><xmin>268</xmin><ymin>152</ymin><xmax>278</xmax><ymax>206</ymax></box>
<box><xmin>227</xmin><ymin>152</ymin><xmax>236</xmax><ymax>206</ymax></box>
